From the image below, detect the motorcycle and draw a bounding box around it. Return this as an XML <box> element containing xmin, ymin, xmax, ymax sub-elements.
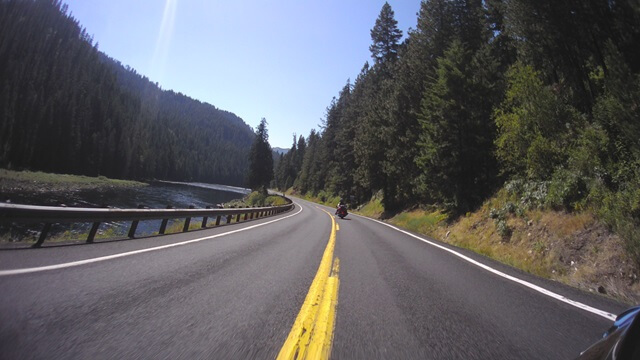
<box><xmin>336</xmin><ymin>204</ymin><xmax>348</xmax><ymax>219</ymax></box>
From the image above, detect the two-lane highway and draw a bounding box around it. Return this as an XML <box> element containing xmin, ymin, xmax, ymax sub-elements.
<box><xmin>0</xmin><ymin>198</ymin><xmax>629</xmax><ymax>359</ymax></box>
<box><xmin>0</xmin><ymin>203</ymin><xmax>325</xmax><ymax>358</ymax></box>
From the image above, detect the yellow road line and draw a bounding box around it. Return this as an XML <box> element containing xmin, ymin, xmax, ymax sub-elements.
<box><xmin>277</xmin><ymin>209</ymin><xmax>340</xmax><ymax>360</ymax></box>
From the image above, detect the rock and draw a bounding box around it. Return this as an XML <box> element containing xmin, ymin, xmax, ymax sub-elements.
<box><xmin>527</xmin><ymin>220</ymin><xmax>533</xmax><ymax>226</ymax></box>
<box><xmin>597</xmin><ymin>285</ymin><xmax>607</xmax><ymax>294</ymax></box>
<box><xmin>445</xmin><ymin>231</ymin><xmax>451</xmax><ymax>238</ymax></box>
<box><xmin>570</xmin><ymin>260</ymin><xmax>575</xmax><ymax>266</ymax></box>
<box><xmin>527</xmin><ymin>232</ymin><xmax>531</xmax><ymax>237</ymax></box>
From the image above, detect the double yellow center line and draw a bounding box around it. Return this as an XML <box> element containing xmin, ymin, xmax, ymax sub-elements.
<box><xmin>277</xmin><ymin>208</ymin><xmax>340</xmax><ymax>359</ymax></box>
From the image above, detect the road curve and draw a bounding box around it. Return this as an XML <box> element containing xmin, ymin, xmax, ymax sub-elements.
<box><xmin>0</xmin><ymin>198</ymin><xmax>629</xmax><ymax>359</ymax></box>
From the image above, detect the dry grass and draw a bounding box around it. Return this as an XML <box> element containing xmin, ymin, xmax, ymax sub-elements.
<box><xmin>356</xmin><ymin>197</ymin><xmax>385</xmax><ymax>218</ymax></box>
<box><xmin>389</xmin><ymin>209</ymin><xmax>447</xmax><ymax>236</ymax></box>
<box><xmin>430</xmin><ymin>200</ymin><xmax>640</xmax><ymax>303</ymax></box>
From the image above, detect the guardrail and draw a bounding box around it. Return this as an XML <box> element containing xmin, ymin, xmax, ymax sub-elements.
<box><xmin>0</xmin><ymin>200</ymin><xmax>294</xmax><ymax>247</ymax></box>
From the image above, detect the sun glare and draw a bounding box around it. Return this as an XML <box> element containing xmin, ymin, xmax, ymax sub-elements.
<box><xmin>150</xmin><ymin>0</ymin><xmax>178</xmax><ymax>84</ymax></box>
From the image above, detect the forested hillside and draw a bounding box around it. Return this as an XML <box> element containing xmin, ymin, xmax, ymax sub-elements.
<box><xmin>275</xmin><ymin>1</ymin><xmax>640</xmax><ymax>263</ymax></box>
<box><xmin>0</xmin><ymin>0</ymin><xmax>255</xmax><ymax>185</ymax></box>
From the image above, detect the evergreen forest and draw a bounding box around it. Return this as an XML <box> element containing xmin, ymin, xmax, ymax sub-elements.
<box><xmin>274</xmin><ymin>1</ymin><xmax>640</xmax><ymax>262</ymax></box>
<box><xmin>0</xmin><ymin>0</ymin><xmax>255</xmax><ymax>185</ymax></box>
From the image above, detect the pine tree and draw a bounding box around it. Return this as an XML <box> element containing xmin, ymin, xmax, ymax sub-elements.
<box><xmin>416</xmin><ymin>40</ymin><xmax>497</xmax><ymax>213</ymax></box>
<box><xmin>247</xmin><ymin>118</ymin><xmax>274</xmax><ymax>192</ymax></box>
<box><xmin>369</xmin><ymin>2</ymin><xmax>403</xmax><ymax>65</ymax></box>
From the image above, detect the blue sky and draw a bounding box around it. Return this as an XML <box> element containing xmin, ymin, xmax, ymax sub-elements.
<box><xmin>64</xmin><ymin>1</ymin><xmax>420</xmax><ymax>148</ymax></box>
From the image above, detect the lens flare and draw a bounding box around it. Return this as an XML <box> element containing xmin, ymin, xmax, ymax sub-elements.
<box><xmin>150</xmin><ymin>0</ymin><xmax>178</xmax><ymax>84</ymax></box>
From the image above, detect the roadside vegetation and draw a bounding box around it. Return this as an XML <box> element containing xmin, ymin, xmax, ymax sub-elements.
<box><xmin>285</xmin><ymin>189</ymin><xmax>341</xmax><ymax>208</ymax></box>
<box><xmin>224</xmin><ymin>191</ymin><xmax>288</xmax><ymax>208</ymax></box>
<box><xmin>0</xmin><ymin>223</ymin><xmax>129</xmax><ymax>245</ymax></box>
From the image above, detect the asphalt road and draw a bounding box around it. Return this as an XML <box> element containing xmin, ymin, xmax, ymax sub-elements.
<box><xmin>0</xmin><ymin>197</ymin><xmax>630</xmax><ymax>359</ymax></box>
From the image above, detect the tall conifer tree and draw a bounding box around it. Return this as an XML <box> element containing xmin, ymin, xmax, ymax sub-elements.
<box><xmin>369</xmin><ymin>2</ymin><xmax>403</xmax><ymax>65</ymax></box>
<box><xmin>247</xmin><ymin>118</ymin><xmax>274</xmax><ymax>192</ymax></box>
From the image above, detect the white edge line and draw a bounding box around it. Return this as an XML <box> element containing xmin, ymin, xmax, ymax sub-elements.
<box><xmin>0</xmin><ymin>204</ymin><xmax>303</xmax><ymax>276</ymax></box>
<box><xmin>348</xmin><ymin>212</ymin><xmax>617</xmax><ymax>322</ymax></box>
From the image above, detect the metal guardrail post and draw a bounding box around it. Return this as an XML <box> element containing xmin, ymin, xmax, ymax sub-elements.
<box><xmin>183</xmin><ymin>205</ymin><xmax>195</xmax><ymax>232</ymax></box>
<box><xmin>226</xmin><ymin>215</ymin><xmax>232</xmax><ymax>224</ymax></box>
<box><xmin>236</xmin><ymin>214</ymin><xmax>241</xmax><ymax>223</ymax></box>
<box><xmin>159</xmin><ymin>205</ymin><xmax>173</xmax><ymax>234</ymax></box>
<box><xmin>87</xmin><ymin>222</ymin><xmax>101</xmax><ymax>243</ymax></box>
<box><xmin>128</xmin><ymin>205</ymin><xmax>145</xmax><ymax>238</ymax></box>
<box><xmin>202</xmin><ymin>206</ymin><xmax>211</xmax><ymax>228</ymax></box>
<box><xmin>215</xmin><ymin>215</ymin><xmax>221</xmax><ymax>226</ymax></box>
<box><xmin>33</xmin><ymin>223</ymin><xmax>51</xmax><ymax>248</ymax></box>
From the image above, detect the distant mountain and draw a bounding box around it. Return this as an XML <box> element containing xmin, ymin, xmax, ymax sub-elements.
<box><xmin>273</xmin><ymin>147</ymin><xmax>289</xmax><ymax>155</ymax></box>
<box><xmin>0</xmin><ymin>0</ymin><xmax>255</xmax><ymax>186</ymax></box>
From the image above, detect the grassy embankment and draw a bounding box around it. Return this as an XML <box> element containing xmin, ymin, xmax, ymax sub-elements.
<box><xmin>225</xmin><ymin>190</ymin><xmax>289</xmax><ymax>208</ymax></box>
<box><xmin>0</xmin><ymin>169</ymin><xmax>146</xmax><ymax>192</ymax></box>
<box><xmin>284</xmin><ymin>188</ymin><xmax>341</xmax><ymax>208</ymax></box>
<box><xmin>390</xmin><ymin>192</ymin><xmax>639</xmax><ymax>303</ymax></box>
<box><xmin>288</xmin><ymin>188</ymin><xmax>639</xmax><ymax>304</ymax></box>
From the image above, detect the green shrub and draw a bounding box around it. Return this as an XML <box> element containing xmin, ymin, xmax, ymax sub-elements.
<box><xmin>526</xmin><ymin>135</ymin><xmax>564</xmax><ymax>180</ymax></box>
<box><xmin>505</xmin><ymin>179</ymin><xmax>548</xmax><ymax>210</ymax></box>
<box><xmin>546</xmin><ymin>168</ymin><xmax>587</xmax><ymax>210</ymax></box>
<box><xmin>264</xmin><ymin>195</ymin><xmax>287</xmax><ymax>206</ymax></box>
<box><xmin>496</xmin><ymin>219</ymin><xmax>512</xmax><ymax>238</ymax></box>
<box><xmin>245</xmin><ymin>191</ymin><xmax>267</xmax><ymax>206</ymax></box>
<box><xmin>241</xmin><ymin>191</ymin><xmax>290</xmax><ymax>207</ymax></box>
<box><xmin>503</xmin><ymin>202</ymin><xmax>516</xmax><ymax>214</ymax></box>
<box><xmin>596</xmin><ymin>182</ymin><xmax>640</xmax><ymax>266</ymax></box>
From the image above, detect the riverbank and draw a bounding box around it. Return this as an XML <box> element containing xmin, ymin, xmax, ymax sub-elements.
<box><xmin>288</xmin><ymin>189</ymin><xmax>640</xmax><ymax>304</ymax></box>
<box><xmin>0</xmin><ymin>169</ymin><xmax>147</xmax><ymax>195</ymax></box>
<box><xmin>0</xmin><ymin>171</ymin><xmax>247</xmax><ymax>244</ymax></box>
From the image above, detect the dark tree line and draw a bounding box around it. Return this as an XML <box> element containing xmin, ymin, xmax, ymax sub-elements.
<box><xmin>277</xmin><ymin>1</ymin><xmax>640</xmax><ymax>261</ymax></box>
<box><xmin>0</xmin><ymin>0</ymin><xmax>255</xmax><ymax>186</ymax></box>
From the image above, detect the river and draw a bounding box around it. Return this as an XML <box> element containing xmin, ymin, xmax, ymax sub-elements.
<box><xmin>0</xmin><ymin>181</ymin><xmax>250</xmax><ymax>243</ymax></box>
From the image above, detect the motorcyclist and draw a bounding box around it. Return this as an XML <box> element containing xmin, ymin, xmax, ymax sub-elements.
<box><xmin>335</xmin><ymin>199</ymin><xmax>347</xmax><ymax>216</ymax></box>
